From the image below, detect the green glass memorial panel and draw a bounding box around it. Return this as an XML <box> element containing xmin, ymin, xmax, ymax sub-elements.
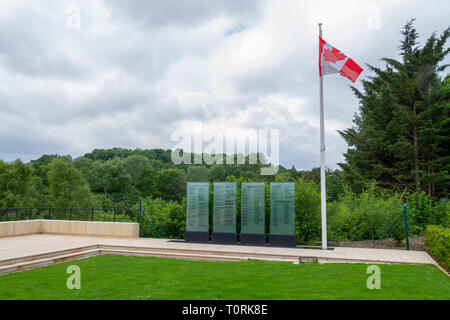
<box><xmin>241</xmin><ymin>182</ymin><xmax>265</xmax><ymax>234</ymax></box>
<box><xmin>213</xmin><ymin>182</ymin><xmax>236</xmax><ymax>233</ymax></box>
<box><xmin>186</xmin><ymin>182</ymin><xmax>209</xmax><ymax>232</ymax></box>
<box><xmin>270</xmin><ymin>182</ymin><xmax>295</xmax><ymax>235</ymax></box>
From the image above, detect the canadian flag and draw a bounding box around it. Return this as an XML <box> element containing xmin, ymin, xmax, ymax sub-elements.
<box><xmin>319</xmin><ymin>37</ymin><xmax>363</xmax><ymax>82</ymax></box>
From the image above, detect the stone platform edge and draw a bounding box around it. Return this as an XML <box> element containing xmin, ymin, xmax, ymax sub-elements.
<box><xmin>0</xmin><ymin>220</ymin><xmax>139</xmax><ymax>238</ymax></box>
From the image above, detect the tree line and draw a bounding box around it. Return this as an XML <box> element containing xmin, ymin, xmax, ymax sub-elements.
<box><xmin>0</xmin><ymin>148</ymin><xmax>344</xmax><ymax>210</ymax></box>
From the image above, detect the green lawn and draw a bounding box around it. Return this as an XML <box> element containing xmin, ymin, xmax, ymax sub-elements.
<box><xmin>0</xmin><ymin>255</ymin><xmax>448</xmax><ymax>300</ymax></box>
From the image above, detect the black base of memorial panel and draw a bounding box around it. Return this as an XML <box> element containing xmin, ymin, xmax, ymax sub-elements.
<box><xmin>212</xmin><ymin>232</ymin><xmax>237</xmax><ymax>245</ymax></box>
<box><xmin>239</xmin><ymin>233</ymin><xmax>267</xmax><ymax>246</ymax></box>
<box><xmin>185</xmin><ymin>231</ymin><xmax>209</xmax><ymax>244</ymax></box>
<box><xmin>269</xmin><ymin>234</ymin><xmax>297</xmax><ymax>248</ymax></box>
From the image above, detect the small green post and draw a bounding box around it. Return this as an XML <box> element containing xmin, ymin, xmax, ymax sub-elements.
<box><xmin>403</xmin><ymin>202</ymin><xmax>410</xmax><ymax>251</ymax></box>
<box><xmin>139</xmin><ymin>200</ymin><xmax>142</xmax><ymax>236</ymax></box>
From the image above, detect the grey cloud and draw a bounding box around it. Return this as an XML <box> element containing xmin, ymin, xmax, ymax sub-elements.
<box><xmin>104</xmin><ymin>0</ymin><xmax>266</xmax><ymax>28</ymax></box>
<box><xmin>0</xmin><ymin>2</ymin><xmax>92</xmax><ymax>80</ymax></box>
<box><xmin>0</xmin><ymin>120</ymin><xmax>68</xmax><ymax>157</ymax></box>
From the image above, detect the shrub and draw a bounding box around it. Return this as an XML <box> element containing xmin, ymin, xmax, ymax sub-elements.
<box><xmin>425</xmin><ymin>225</ymin><xmax>450</xmax><ymax>269</ymax></box>
<box><xmin>429</xmin><ymin>198</ymin><xmax>450</xmax><ymax>228</ymax></box>
<box><xmin>327</xmin><ymin>183</ymin><xmax>404</xmax><ymax>241</ymax></box>
<box><xmin>294</xmin><ymin>178</ymin><xmax>321</xmax><ymax>243</ymax></box>
<box><xmin>406</xmin><ymin>191</ymin><xmax>433</xmax><ymax>229</ymax></box>
<box><xmin>139</xmin><ymin>197</ymin><xmax>186</xmax><ymax>239</ymax></box>
<box><xmin>94</xmin><ymin>213</ymin><xmax>134</xmax><ymax>223</ymax></box>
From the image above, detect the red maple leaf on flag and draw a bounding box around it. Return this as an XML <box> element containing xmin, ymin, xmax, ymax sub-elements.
<box><xmin>323</xmin><ymin>47</ymin><xmax>347</xmax><ymax>63</ymax></box>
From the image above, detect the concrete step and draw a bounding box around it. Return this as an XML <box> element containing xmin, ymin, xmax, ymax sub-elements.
<box><xmin>0</xmin><ymin>245</ymin><xmax>99</xmax><ymax>267</ymax></box>
<box><xmin>0</xmin><ymin>249</ymin><xmax>100</xmax><ymax>275</ymax></box>
<box><xmin>100</xmin><ymin>248</ymin><xmax>248</xmax><ymax>262</ymax></box>
<box><xmin>100</xmin><ymin>248</ymin><xmax>298</xmax><ymax>263</ymax></box>
<box><xmin>0</xmin><ymin>245</ymin><xmax>301</xmax><ymax>275</ymax></box>
<box><xmin>99</xmin><ymin>244</ymin><xmax>301</xmax><ymax>261</ymax></box>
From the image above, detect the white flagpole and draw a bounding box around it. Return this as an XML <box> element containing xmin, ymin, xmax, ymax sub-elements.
<box><xmin>319</xmin><ymin>23</ymin><xmax>328</xmax><ymax>250</ymax></box>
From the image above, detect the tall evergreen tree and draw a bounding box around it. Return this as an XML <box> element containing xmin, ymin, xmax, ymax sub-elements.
<box><xmin>339</xmin><ymin>20</ymin><xmax>449</xmax><ymax>197</ymax></box>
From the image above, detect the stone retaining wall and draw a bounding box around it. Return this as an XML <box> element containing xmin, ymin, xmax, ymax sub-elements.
<box><xmin>0</xmin><ymin>220</ymin><xmax>139</xmax><ymax>238</ymax></box>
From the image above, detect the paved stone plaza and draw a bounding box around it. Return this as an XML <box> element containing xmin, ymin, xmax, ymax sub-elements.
<box><xmin>0</xmin><ymin>233</ymin><xmax>438</xmax><ymax>266</ymax></box>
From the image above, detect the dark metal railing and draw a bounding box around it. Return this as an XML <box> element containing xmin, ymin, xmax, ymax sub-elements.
<box><xmin>0</xmin><ymin>207</ymin><xmax>139</xmax><ymax>223</ymax></box>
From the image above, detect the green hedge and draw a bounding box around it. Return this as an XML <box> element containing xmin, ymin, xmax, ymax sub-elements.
<box><xmin>425</xmin><ymin>225</ymin><xmax>450</xmax><ymax>269</ymax></box>
<box><xmin>138</xmin><ymin>197</ymin><xmax>186</xmax><ymax>239</ymax></box>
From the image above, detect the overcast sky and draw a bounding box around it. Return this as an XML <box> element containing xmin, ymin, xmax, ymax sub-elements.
<box><xmin>0</xmin><ymin>0</ymin><xmax>448</xmax><ymax>170</ymax></box>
